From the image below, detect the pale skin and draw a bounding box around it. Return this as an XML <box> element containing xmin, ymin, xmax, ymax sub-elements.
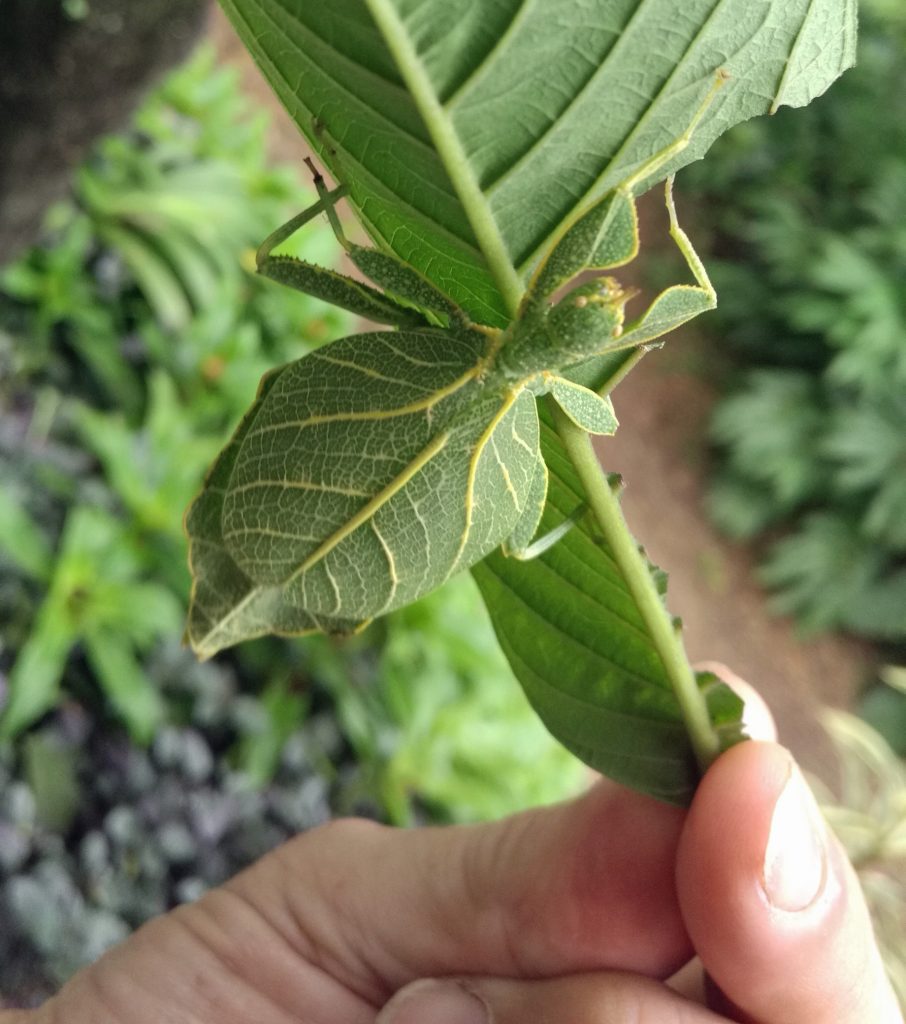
<box><xmin>1</xmin><ymin>674</ymin><xmax>901</xmax><ymax>1024</ymax></box>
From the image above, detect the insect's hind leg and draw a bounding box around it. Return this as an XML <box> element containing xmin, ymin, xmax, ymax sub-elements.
<box><xmin>620</xmin><ymin>69</ymin><xmax>729</xmax><ymax>195</ymax></box>
<box><xmin>256</xmin><ymin>157</ymin><xmax>350</xmax><ymax>268</ymax></box>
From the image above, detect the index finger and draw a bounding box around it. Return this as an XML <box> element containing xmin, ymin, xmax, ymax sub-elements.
<box><xmin>231</xmin><ymin>780</ymin><xmax>692</xmax><ymax>1002</ymax></box>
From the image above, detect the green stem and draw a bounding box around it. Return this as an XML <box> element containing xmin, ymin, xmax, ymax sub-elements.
<box><xmin>549</xmin><ymin>399</ymin><xmax>721</xmax><ymax>774</ymax></box>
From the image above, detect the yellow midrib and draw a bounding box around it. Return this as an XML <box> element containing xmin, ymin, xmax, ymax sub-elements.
<box><xmin>363</xmin><ymin>0</ymin><xmax>524</xmax><ymax>320</ymax></box>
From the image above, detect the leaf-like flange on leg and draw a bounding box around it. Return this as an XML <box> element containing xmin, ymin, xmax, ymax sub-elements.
<box><xmin>259</xmin><ymin>256</ymin><xmax>428</xmax><ymax>327</ymax></box>
<box><xmin>616</xmin><ymin>178</ymin><xmax>717</xmax><ymax>349</ymax></box>
<box><xmin>617</xmin><ymin>286</ymin><xmax>715</xmax><ymax>348</ymax></box>
<box><xmin>185</xmin><ymin>369</ymin><xmax>363</xmax><ymax>659</ymax></box>
<box><xmin>348</xmin><ymin>244</ymin><xmax>473</xmax><ymax>329</ymax></box>
<box><xmin>526</xmin><ymin>190</ymin><xmax>638</xmax><ymax>308</ymax></box>
<box><xmin>546</xmin><ymin>377</ymin><xmax>618</xmax><ymax>435</ymax></box>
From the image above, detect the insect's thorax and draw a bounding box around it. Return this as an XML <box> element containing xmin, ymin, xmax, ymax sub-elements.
<box><xmin>492</xmin><ymin>276</ymin><xmax>631</xmax><ymax>381</ymax></box>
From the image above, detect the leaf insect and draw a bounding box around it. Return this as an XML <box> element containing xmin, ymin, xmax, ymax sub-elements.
<box><xmin>185</xmin><ymin>76</ymin><xmax>725</xmax><ymax>659</ymax></box>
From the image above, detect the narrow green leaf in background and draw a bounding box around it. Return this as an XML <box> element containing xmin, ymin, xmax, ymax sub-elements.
<box><xmin>0</xmin><ymin>507</ymin><xmax>179</xmax><ymax>741</ymax></box>
<box><xmin>0</xmin><ymin>490</ymin><xmax>53</xmax><ymax>582</ymax></box>
<box><xmin>83</xmin><ymin>630</ymin><xmax>166</xmax><ymax>745</ymax></box>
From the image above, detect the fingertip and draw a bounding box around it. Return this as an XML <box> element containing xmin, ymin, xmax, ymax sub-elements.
<box><xmin>677</xmin><ymin>740</ymin><xmax>900</xmax><ymax>1023</ymax></box>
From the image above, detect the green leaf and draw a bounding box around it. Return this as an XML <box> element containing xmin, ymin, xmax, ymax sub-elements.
<box><xmin>770</xmin><ymin>0</ymin><xmax>857</xmax><ymax>112</ymax></box>
<box><xmin>234</xmin><ymin>674</ymin><xmax>308</xmax><ymax>785</ymax></box>
<box><xmin>0</xmin><ymin>489</ymin><xmax>53</xmax><ymax>581</ymax></box>
<box><xmin>0</xmin><ymin>604</ymin><xmax>76</xmax><ymax>739</ymax></box>
<box><xmin>0</xmin><ymin>507</ymin><xmax>116</xmax><ymax>738</ymax></box>
<box><xmin>22</xmin><ymin>732</ymin><xmax>82</xmax><ymax>832</ymax></box>
<box><xmin>186</xmin><ymin>366</ymin><xmax>364</xmax><ymax>655</ymax></box>
<box><xmin>760</xmin><ymin>513</ymin><xmax>885</xmax><ymax>633</ymax></box>
<box><xmin>77</xmin><ymin>372</ymin><xmax>220</xmax><ymax>540</ymax></box>
<box><xmin>220</xmin><ymin>0</ymin><xmax>856</xmax><ymax>322</ymax></box>
<box><xmin>206</xmin><ymin>0</ymin><xmax>854</xmax><ymax>799</ymax></box>
<box><xmin>0</xmin><ymin>506</ymin><xmax>178</xmax><ymax>737</ymax></box>
<box><xmin>474</xmin><ymin>409</ymin><xmax>696</xmax><ymax>803</ymax></box>
<box><xmin>83</xmin><ymin>630</ymin><xmax>165</xmax><ymax>744</ymax></box>
<box><xmin>95</xmin><ymin>221</ymin><xmax>193</xmax><ymax>331</ymax></box>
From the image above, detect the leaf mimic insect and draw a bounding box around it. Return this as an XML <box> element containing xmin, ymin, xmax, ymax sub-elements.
<box><xmin>185</xmin><ymin>76</ymin><xmax>724</xmax><ymax>659</ymax></box>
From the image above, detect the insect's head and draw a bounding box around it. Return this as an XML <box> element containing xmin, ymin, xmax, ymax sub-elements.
<box><xmin>544</xmin><ymin>276</ymin><xmax>639</xmax><ymax>363</ymax></box>
<box><xmin>570</xmin><ymin>277</ymin><xmax>639</xmax><ymax>316</ymax></box>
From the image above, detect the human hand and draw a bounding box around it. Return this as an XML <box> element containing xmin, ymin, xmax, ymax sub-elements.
<box><xmin>1</xmin><ymin>739</ymin><xmax>900</xmax><ymax>1023</ymax></box>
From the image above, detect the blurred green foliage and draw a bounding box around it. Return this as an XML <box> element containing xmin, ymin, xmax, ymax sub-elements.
<box><xmin>680</xmin><ymin>3</ymin><xmax>906</xmax><ymax>645</ymax></box>
<box><xmin>861</xmin><ymin>666</ymin><xmax>906</xmax><ymax>759</ymax></box>
<box><xmin>811</xmin><ymin>692</ymin><xmax>906</xmax><ymax>1009</ymax></box>
<box><xmin>313</xmin><ymin>573</ymin><xmax>586</xmax><ymax>826</ymax></box>
<box><xmin>60</xmin><ymin>0</ymin><xmax>90</xmax><ymax>20</ymax></box>
<box><xmin>0</xmin><ymin>46</ymin><xmax>349</xmax><ymax>739</ymax></box>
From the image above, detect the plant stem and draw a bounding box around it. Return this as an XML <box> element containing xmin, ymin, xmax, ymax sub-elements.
<box><xmin>549</xmin><ymin>399</ymin><xmax>721</xmax><ymax>774</ymax></box>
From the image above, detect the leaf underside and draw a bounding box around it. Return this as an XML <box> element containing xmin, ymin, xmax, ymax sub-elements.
<box><xmin>476</xmin><ymin>402</ymin><xmax>692</xmax><ymax>804</ymax></box>
<box><xmin>220</xmin><ymin>0</ymin><xmax>856</xmax><ymax>323</ymax></box>
<box><xmin>204</xmin><ymin>0</ymin><xmax>856</xmax><ymax>801</ymax></box>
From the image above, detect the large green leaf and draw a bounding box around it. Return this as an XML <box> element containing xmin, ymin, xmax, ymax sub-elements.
<box><xmin>220</xmin><ymin>0</ymin><xmax>856</xmax><ymax>323</ymax></box>
<box><xmin>473</xmin><ymin>393</ymin><xmax>726</xmax><ymax>804</ymax></box>
<box><xmin>213</xmin><ymin>0</ymin><xmax>854</xmax><ymax>800</ymax></box>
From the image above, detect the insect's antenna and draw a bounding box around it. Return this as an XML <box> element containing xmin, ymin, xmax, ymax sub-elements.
<box><xmin>621</xmin><ymin>68</ymin><xmax>730</xmax><ymax>195</ymax></box>
<box><xmin>305</xmin><ymin>156</ymin><xmax>352</xmax><ymax>252</ymax></box>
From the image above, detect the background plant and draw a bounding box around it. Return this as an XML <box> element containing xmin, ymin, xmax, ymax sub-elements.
<box><xmin>669</xmin><ymin>9</ymin><xmax>906</xmax><ymax>985</ymax></box>
<box><xmin>2</xmin><ymin>0</ymin><xmax>897</xmax><ymax>1009</ymax></box>
<box><xmin>0</xmin><ymin>47</ymin><xmax>349</xmax><ymax>736</ymax></box>
<box><xmin>811</xmin><ymin>680</ymin><xmax>906</xmax><ymax>1008</ymax></box>
<box><xmin>679</xmin><ymin>2</ymin><xmax>906</xmax><ymax>651</ymax></box>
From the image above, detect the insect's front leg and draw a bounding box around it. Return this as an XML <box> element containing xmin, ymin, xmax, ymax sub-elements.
<box><xmin>610</xmin><ymin>176</ymin><xmax>716</xmax><ymax>350</ymax></box>
<box><xmin>302</xmin><ymin>158</ymin><xmax>470</xmax><ymax>330</ymax></box>
<box><xmin>520</xmin><ymin>73</ymin><xmax>727</xmax><ymax>312</ymax></box>
<box><xmin>258</xmin><ymin>256</ymin><xmax>431</xmax><ymax>328</ymax></box>
<box><xmin>255</xmin><ymin>166</ymin><xmax>350</xmax><ymax>269</ymax></box>
<box><xmin>255</xmin><ymin>159</ymin><xmax>427</xmax><ymax>327</ymax></box>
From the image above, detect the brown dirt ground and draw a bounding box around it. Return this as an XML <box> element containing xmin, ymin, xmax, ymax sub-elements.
<box><xmin>209</xmin><ymin>8</ymin><xmax>873</xmax><ymax>784</ymax></box>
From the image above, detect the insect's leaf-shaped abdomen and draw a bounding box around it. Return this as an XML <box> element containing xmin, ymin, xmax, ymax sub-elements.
<box><xmin>219</xmin><ymin>328</ymin><xmax>539</xmax><ymax>624</ymax></box>
<box><xmin>186</xmin><ymin>368</ymin><xmax>362</xmax><ymax>659</ymax></box>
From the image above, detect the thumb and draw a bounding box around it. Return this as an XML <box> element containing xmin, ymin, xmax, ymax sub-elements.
<box><xmin>677</xmin><ymin>741</ymin><xmax>902</xmax><ymax>1024</ymax></box>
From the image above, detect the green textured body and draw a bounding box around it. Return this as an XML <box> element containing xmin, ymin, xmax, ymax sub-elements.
<box><xmin>188</xmin><ymin>131</ymin><xmax>717</xmax><ymax>657</ymax></box>
<box><xmin>221</xmin><ymin>327</ymin><xmax>541</xmax><ymax>612</ymax></box>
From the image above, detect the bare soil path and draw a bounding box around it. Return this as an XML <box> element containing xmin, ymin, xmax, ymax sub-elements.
<box><xmin>210</xmin><ymin>8</ymin><xmax>872</xmax><ymax>783</ymax></box>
